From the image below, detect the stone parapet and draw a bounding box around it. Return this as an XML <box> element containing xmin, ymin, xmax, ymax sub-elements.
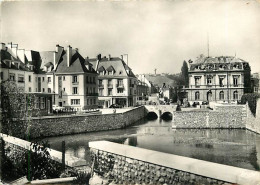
<box><xmin>89</xmin><ymin>141</ymin><xmax>260</xmax><ymax>185</ymax></box>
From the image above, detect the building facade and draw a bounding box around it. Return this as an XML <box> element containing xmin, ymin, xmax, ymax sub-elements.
<box><xmin>183</xmin><ymin>56</ymin><xmax>251</xmax><ymax>104</ymax></box>
<box><xmin>89</xmin><ymin>54</ymin><xmax>138</xmax><ymax>108</ymax></box>
<box><xmin>0</xmin><ymin>42</ymin><xmax>99</xmax><ymax>112</ymax></box>
<box><xmin>0</xmin><ymin>42</ymin><xmax>52</xmax><ymax>115</ymax></box>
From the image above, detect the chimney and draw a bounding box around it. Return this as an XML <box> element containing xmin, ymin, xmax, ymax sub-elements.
<box><xmin>53</xmin><ymin>51</ymin><xmax>58</xmax><ymax>70</ymax></box>
<box><xmin>108</xmin><ymin>54</ymin><xmax>111</xmax><ymax>61</ymax></box>
<box><xmin>96</xmin><ymin>54</ymin><xmax>101</xmax><ymax>61</ymax></box>
<box><xmin>67</xmin><ymin>45</ymin><xmax>72</xmax><ymax>67</ymax></box>
<box><xmin>56</xmin><ymin>44</ymin><xmax>59</xmax><ymax>52</ymax></box>
<box><xmin>75</xmin><ymin>48</ymin><xmax>78</xmax><ymax>52</ymax></box>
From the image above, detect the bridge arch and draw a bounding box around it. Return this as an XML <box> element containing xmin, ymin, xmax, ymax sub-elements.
<box><xmin>160</xmin><ymin>111</ymin><xmax>173</xmax><ymax>120</ymax></box>
<box><xmin>146</xmin><ymin>112</ymin><xmax>158</xmax><ymax>120</ymax></box>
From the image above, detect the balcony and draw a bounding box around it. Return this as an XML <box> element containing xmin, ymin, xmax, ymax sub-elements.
<box><xmin>117</xmin><ymin>84</ymin><xmax>124</xmax><ymax>88</ymax></box>
<box><xmin>72</xmin><ymin>81</ymin><xmax>79</xmax><ymax>85</ymax></box>
<box><xmin>18</xmin><ymin>80</ymin><xmax>25</xmax><ymax>83</ymax></box>
<box><xmin>86</xmin><ymin>93</ymin><xmax>99</xmax><ymax>96</ymax></box>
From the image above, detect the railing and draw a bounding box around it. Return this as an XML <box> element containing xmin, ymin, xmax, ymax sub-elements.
<box><xmin>187</xmin><ymin>84</ymin><xmax>244</xmax><ymax>88</ymax></box>
<box><xmin>86</xmin><ymin>93</ymin><xmax>98</xmax><ymax>96</ymax></box>
<box><xmin>72</xmin><ymin>81</ymin><xmax>79</xmax><ymax>85</ymax></box>
<box><xmin>117</xmin><ymin>84</ymin><xmax>124</xmax><ymax>88</ymax></box>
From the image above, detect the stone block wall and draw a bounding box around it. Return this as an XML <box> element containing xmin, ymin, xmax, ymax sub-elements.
<box><xmin>245</xmin><ymin>99</ymin><xmax>260</xmax><ymax>134</ymax></box>
<box><xmin>173</xmin><ymin>105</ymin><xmax>246</xmax><ymax>128</ymax></box>
<box><xmin>89</xmin><ymin>141</ymin><xmax>260</xmax><ymax>185</ymax></box>
<box><xmin>90</xmin><ymin>149</ymin><xmax>227</xmax><ymax>185</ymax></box>
<box><xmin>13</xmin><ymin>106</ymin><xmax>146</xmax><ymax>139</ymax></box>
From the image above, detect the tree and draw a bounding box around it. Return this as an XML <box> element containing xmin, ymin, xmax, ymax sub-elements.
<box><xmin>181</xmin><ymin>61</ymin><xmax>189</xmax><ymax>87</ymax></box>
<box><xmin>0</xmin><ymin>80</ymin><xmax>39</xmax><ymax>138</ymax></box>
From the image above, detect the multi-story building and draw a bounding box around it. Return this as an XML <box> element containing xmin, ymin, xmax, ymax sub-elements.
<box><xmin>183</xmin><ymin>56</ymin><xmax>251</xmax><ymax>104</ymax></box>
<box><xmin>251</xmin><ymin>73</ymin><xmax>260</xmax><ymax>93</ymax></box>
<box><xmin>89</xmin><ymin>54</ymin><xmax>137</xmax><ymax>108</ymax></box>
<box><xmin>0</xmin><ymin>42</ymin><xmax>52</xmax><ymax>115</ymax></box>
<box><xmin>0</xmin><ymin>42</ymin><xmax>99</xmax><ymax>113</ymax></box>
<box><xmin>136</xmin><ymin>74</ymin><xmax>157</xmax><ymax>95</ymax></box>
<box><xmin>52</xmin><ymin>45</ymin><xmax>98</xmax><ymax>110</ymax></box>
<box><xmin>136</xmin><ymin>79</ymin><xmax>149</xmax><ymax>103</ymax></box>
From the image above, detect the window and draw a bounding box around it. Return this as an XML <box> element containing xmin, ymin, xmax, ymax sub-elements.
<box><xmin>28</xmin><ymin>75</ymin><xmax>31</xmax><ymax>82</ymax></box>
<box><xmin>35</xmin><ymin>77</ymin><xmax>37</xmax><ymax>82</ymax></box>
<box><xmin>72</xmin><ymin>75</ymin><xmax>78</xmax><ymax>83</ymax></box>
<box><xmin>99</xmin><ymin>89</ymin><xmax>103</xmax><ymax>96</ymax></box>
<box><xmin>117</xmin><ymin>89</ymin><xmax>123</xmax><ymax>93</ymax></box>
<box><xmin>233</xmin><ymin>91</ymin><xmax>238</xmax><ymax>100</ymax></box>
<box><xmin>87</xmin><ymin>99</ymin><xmax>89</xmax><ymax>105</ymax></box>
<box><xmin>48</xmin><ymin>77</ymin><xmax>51</xmax><ymax>83</ymax></box>
<box><xmin>90</xmin><ymin>99</ymin><xmax>92</xmax><ymax>105</ymax></box>
<box><xmin>108</xmin><ymin>89</ymin><xmax>112</xmax><ymax>95</ymax></box>
<box><xmin>195</xmin><ymin>77</ymin><xmax>200</xmax><ymax>87</ymax></box>
<box><xmin>108</xmin><ymin>71</ymin><xmax>112</xmax><ymax>75</ymax></box>
<box><xmin>42</xmin><ymin>88</ymin><xmax>45</xmax><ymax>92</ymax></box>
<box><xmin>86</xmin><ymin>87</ymin><xmax>88</xmax><ymax>94</ymax></box>
<box><xmin>99</xmin><ymin>80</ymin><xmax>102</xmax><ymax>85</ymax></box>
<box><xmin>29</xmin><ymin>87</ymin><xmax>32</xmax><ymax>92</ymax></box>
<box><xmin>63</xmin><ymin>76</ymin><xmax>65</xmax><ymax>81</ymax></box>
<box><xmin>93</xmin><ymin>87</ymin><xmax>96</xmax><ymax>93</ymax></box>
<box><xmin>42</xmin><ymin>77</ymin><xmax>45</xmax><ymax>82</ymax></box>
<box><xmin>93</xmin><ymin>77</ymin><xmax>96</xmax><ymax>84</ymax></box>
<box><xmin>195</xmin><ymin>91</ymin><xmax>200</xmax><ymax>100</ymax></box>
<box><xmin>18</xmin><ymin>74</ymin><xmax>24</xmax><ymax>83</ymax></box>
<box><xmin>207</xmin><ymin>76</ymin><xmax>212</xmax><ymax>85</ymax></box>
<box><xmin>108</xmin><ymin>80</ymin><xmax>112</xmax><ymax>87</ymax></box>
<box><xmin>9</xmin><ymin>73</ymin><xmax>15</xmax><ymax>81</ymax></box>
<box><xmin>48</xmin><ymin>88</ymin><xmax>51</xmax><ymax>93</ymax></box>
<box><xmin>71</xmin><ymin>99</ymin><xmax>80</xmax><ymax>105</ymax></box>
<box><xmin>73</xmin><ymin>87</ymin><xmax>78</xmax><ymax>94</ymax></box>
<box><xmin>94</xmin><ymin>99</ymin><xmax>96</xmax><ymax>104</ymax></box>
<box><xmin>40</xmin><ymin>97</ymin><xmax>45</xmax><ymax>109</ymax></box>
<box><xmin>219</xmin><ymin>91</ymin><xmax>224</xmax><ymax>100</ymax></box>
<box><xmin>86</xmin><ymin>76</ymin><xmax>89</xmax><ymax>83</ymax></box>
<box><xmin>118</xmin><ymin>79</ymin><xmax>123</xmax><ymax>87</ymax></box>
<box><xmin>219</xmin><ymin>76</ymin><xmax>224</xmax><ymax>87</ymax></box>
<box><xmin>233</xmin><ymin>76</ymin><xmax>238</xmax><ymax>87</ymax></box>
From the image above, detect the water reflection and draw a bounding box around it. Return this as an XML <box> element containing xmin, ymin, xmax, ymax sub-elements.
<box><xmin>39</xmin><ymin>118</ymin><xmax>260</xmax><ymax>171</ymax></box>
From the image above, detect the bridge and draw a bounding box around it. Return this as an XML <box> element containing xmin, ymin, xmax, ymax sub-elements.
<box><xmin>144</xmin><ymin>105</ymin><xmax>177</xmax><ymax>118</ymax></box>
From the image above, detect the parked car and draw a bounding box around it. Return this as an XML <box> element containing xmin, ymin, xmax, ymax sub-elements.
<box><xmin>109</xmin><ymin>104</ymin><xmax>123</xmax><ymax>108</ymax></box>
<box><xmin>52</xmin><ymin>105</ymin><xmax>65</xmax><ymax>112</ymax></box>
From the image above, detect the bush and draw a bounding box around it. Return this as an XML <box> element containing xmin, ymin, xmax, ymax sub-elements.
<box><xmin>241</xmin><ymin>93</ymin><xmax>260</xmax><ymax>117</ymax></box>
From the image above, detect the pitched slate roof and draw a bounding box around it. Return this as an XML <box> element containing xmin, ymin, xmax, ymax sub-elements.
<box><xmin>55</xmin><ymin>49</ymin><xmax>97</xmax><ymax>74</ymax></box>
<box><xmin>88</xmin><ymin>57</ymin><xmax>136</xmax><ymax>78</ymax></box>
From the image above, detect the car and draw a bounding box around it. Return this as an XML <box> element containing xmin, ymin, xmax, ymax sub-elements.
<box><xmin>109</xmin><ymin>104</ymin><xmax>123</xmax><ymax>108</ymax></box>
<box><xmin>52</xmin><ymin>105</ymin><xmax>65</xmax><ymax>112</ymax></box>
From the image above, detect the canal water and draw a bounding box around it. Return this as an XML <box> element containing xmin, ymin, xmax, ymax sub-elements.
<box><xmin>41</xmin><ymin>118</ymin><xmax>260</xmax><ymax>171</ymax></box>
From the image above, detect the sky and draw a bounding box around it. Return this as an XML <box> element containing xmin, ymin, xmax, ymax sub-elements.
<box><xmin>1</xmin><ymin>0</ymin><xmax>260</xmax><ymax>74</ymax></box>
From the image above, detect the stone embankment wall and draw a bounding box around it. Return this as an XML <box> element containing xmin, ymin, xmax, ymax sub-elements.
<box><xmin>14</xmin><ymin>106</ymin><xmax>146</xmax><ymax>139</ymax></box>
<box><xmin>89</xmin><ymin>141</ymin><xmax>260</xmax><ymax>185</ymax></box>
<box><xmin>245</xmin><ymin>99</ymin><xmax>260</xmax><ymax>134</ymax></box>
<box><xmin>0</xmin><ymin>133</ymin><xmax>86</xmax><ymax>167</ymax></box>
<box><xmin>173</xmin><ymin>104</ymin><xmax>246</xmax><ymax>129</ymax></box>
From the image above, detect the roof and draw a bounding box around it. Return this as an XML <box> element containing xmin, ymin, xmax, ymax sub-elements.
<box><xmin>89</xmin><ymin>57</ymin><xmax>136</xmax><ymax>78</ymax></box>
<box><xmin>0</xmin><ymin>49</ymin><xmax>33</xmax><ymax>72</ymax></box>
<box><xmin>194</xmin><ymin>56</ymin><xmax>247</xmax><ymax>64</ymax></box>
<box><xmin>143</xmin><ymin>74</ymin><xmax>176</xmax><ymax>87</ymax></box>
<box><xmin>55</xmin><ymin>49</ymin><xmax>97</xmax><ymax>74</ymax></box>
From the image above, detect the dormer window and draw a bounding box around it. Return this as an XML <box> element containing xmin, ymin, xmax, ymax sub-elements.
<box><xmin>14</xmin><ymin>62</ymin><xmax>20</xmax><ymax>69</ymax></box>
<box><xmin>106</xmin><ymin>65</ymin><xmax>115</xmax><ymax>75</ymax></box>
